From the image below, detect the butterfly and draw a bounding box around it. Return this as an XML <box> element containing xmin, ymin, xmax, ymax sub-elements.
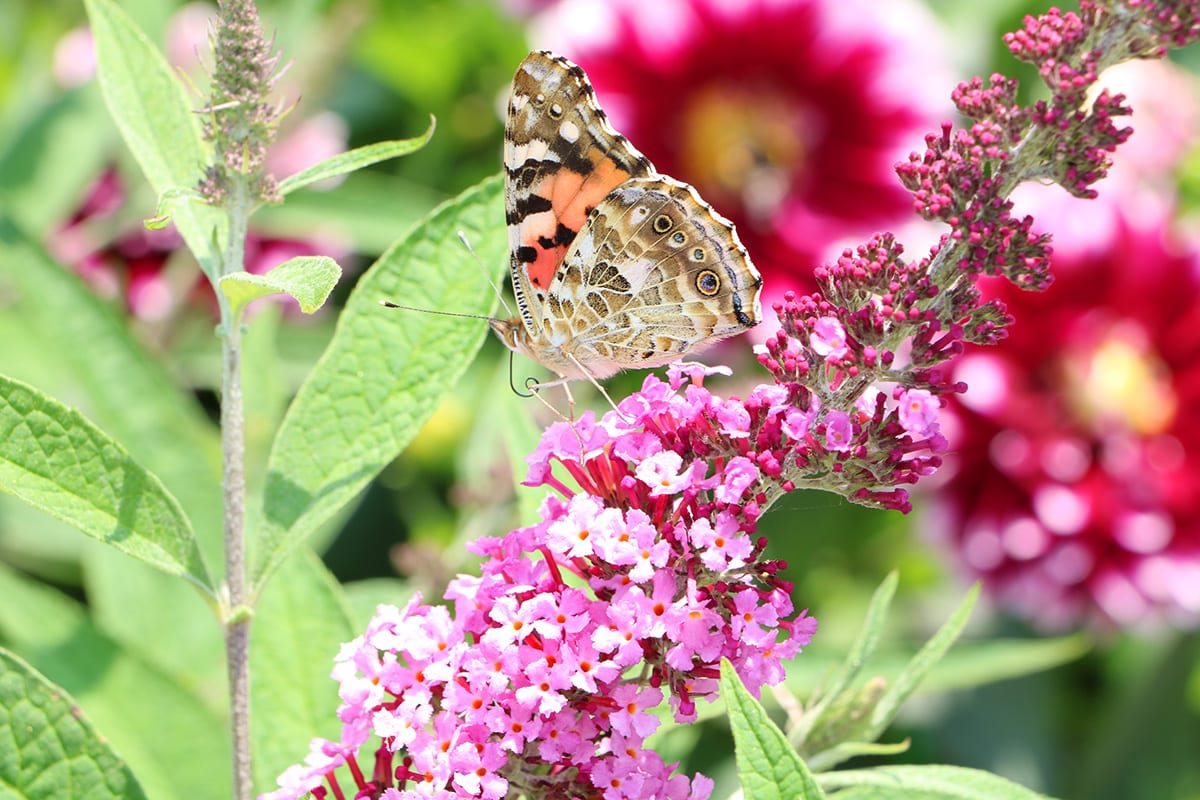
<box><xmin>490</xmin><ymin>51</ymin><xmax>763</xmax><ymax>386</ymax></box>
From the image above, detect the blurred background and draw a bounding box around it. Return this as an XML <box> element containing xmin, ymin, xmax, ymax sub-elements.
<box><xmin>1</xmin><ymin>0</ymin><xmax>1199</xmax><ymax>797</ymax></box>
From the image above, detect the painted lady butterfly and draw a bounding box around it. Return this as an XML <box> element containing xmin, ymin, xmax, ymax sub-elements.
<box><xmin>490</xmin><ymin>51</ymin><xmax>763</xmax><ymax>384</ymax></box>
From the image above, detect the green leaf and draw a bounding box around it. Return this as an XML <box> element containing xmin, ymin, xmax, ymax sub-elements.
<box><xmin>0</xmin><ymin>374</ymin><xmax>213</xmax><ymax>594</ymax></box>
<box><xmin>0</xmin><ymin>219</ymin><xmax>223</xmax><ymax>549</ymax></box>
<box><xmin>254</xmin><ymin>173</ymin><xmax>505</xmax><ymax>586</ymax></box>
<box><xmin>220</xmin><ymin>256</ymin><xmax>342</xmax><ymax>318</ymax></box>
<box><xmin>722</xmin><ymin>659</ymin><xmax>826</xmax><ymax>800</ymax></box>
<box><xmin>804</xmin><ymin>585</ymin><xmax>981</xmax><ymax>773</ymax></box>
<box><xmin>255</xmin><ymin>171</ymin><xmax>442</xmax><ymax>256</ymax></box>
<box><xmin>252</xmin><ymin>549</ymin><xmax>356</xmax><ymax>794</ymax></box>
<box><xmin>0</xmin><ymin>85</ymin><xmax>115</xmax><ymax>237</ymax></box>
<box><xmin>780</xmin><ymin>635</ymin><xmax>1089</xmax><ymax>703</ymax></box>
<box><xmin>924</xmin><ymin>635</ymin><xmax>1090</xmax><ymax>691</ymax></box>
<box><xmin>0</xmin><ymin>565</ymin><xmax>229</xmax><ymax>800</ymax></box>
<box><xmin>817</xmin><ymin>765</ymin><xmax>1058</xmax><ymax>799</ymax></box>
<box><xmin>0</xmin><ymin>648</ymin><xmax>149</xmax><ymax>800</ymax></box>
<box><xmin>277</xmin><ymin>117</ymin><xmax>437</xmax><ymax>195</ymax></box>
<box><xmin>866</xmin><ymin>584</ymin><xmax>980</xmax><ymax>739</ymax></box>
<box><xmin>144</xmin><ymin>185</ymin><xmax>204</xmax><ymax>230</ymax></box>
<box><xmin>0</xmin><ymin>217</ymin><xmax>225</xmax><ymax>686</ymax></box>
<box><xmin>84</xmin><ymin>0</ymin><xmax>226</xmax><ymax>279</ymax></box>
<box><xmin>794</xmin><ymin>573</ymin><xmax>897</xmax><ymax>745</ymax></box>
<box><xmin>240</xmin><ymin>303</ymin><xmax>288</xmax><ymax>485</ymax></box>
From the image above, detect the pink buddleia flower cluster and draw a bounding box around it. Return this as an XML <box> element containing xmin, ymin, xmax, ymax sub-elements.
<box><xmin>263</xmin><ymin>363</ymin><xmax>820</xmax><ymax>800</ymax></box>
<box><xmin>263</xmin><ymin>340</ymin><xmax>965</xmax><ymax>799</ymax></box>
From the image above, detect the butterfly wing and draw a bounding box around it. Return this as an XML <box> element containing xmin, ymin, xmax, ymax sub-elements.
<box><xmin>535</xmin><ymin>176</ymin><xmax>763</xmax><ymax>378</ymax></box>
<box><xmin>504</xmin><ymin>50</ymin><xmax>655</xmax><ymax>335</ymax></box>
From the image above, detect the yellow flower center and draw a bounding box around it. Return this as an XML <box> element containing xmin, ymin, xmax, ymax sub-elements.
<box><xmin>1061</xmin><ymin>321</ymin><xmax>1177</xmax><ymax>436</ymax></box>
<box><xmin>680</xmin><ymin>86</ymin><xmax>806</xmax><ymax>225</ymax></box>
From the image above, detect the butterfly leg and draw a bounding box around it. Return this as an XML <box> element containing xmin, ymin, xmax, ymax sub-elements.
<box><xmin>563</xmin><ymin>353</ymin><xmax>634</xmax><ymax>424</ymax></box>
<box><xmin>524</xmin><ymin>375</ymin><xmax>577</xmax><ymax>423</ymax></box>
<box><xmin>524</xmin><ymin>377</ymin><xmax>595</xmax><ymax>452</ymax></box>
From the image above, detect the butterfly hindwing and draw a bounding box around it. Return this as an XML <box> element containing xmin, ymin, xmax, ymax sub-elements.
<box><xmin>535</xmin><ymin>176</ymin><xmax>762</xmax><ymax>375</ymax></box>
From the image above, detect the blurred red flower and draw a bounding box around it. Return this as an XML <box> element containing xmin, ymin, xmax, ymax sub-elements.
<box><xmin>927</xmin><ymin>60</ymin><xmax>1200</xmax><ymax>630</ymax></box>
<box><xmin>930</xmin><ymin>188</ymin><xmax>1200</xmax><ymax>629</ymax></box>
<box><xmin>530</xmin><ymin>0</ymin><xmax>949</xmax><ymax>302</ymax></box>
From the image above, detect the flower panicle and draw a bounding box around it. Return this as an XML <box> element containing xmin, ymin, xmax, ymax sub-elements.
<box><xmin>197</xmin><ymin>0</ymin><xmax>284</xmax><ymax>206</ymax></box>
<box><xmin>262</xmin><ymin>374</ymin><xmax>821</xmax><ymax>800</ymax></box>
<box><xmin>757</xmin><ymin>1</ymin><xmax>1198</xmax><ymax>514</ymax></box>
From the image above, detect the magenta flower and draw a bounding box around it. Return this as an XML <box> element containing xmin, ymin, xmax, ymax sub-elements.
<box><xmin>823</xmin><ymin>410</ymin><xmax>855</xmax><ymax>453</ymax></box>
<box><xmin>531</xmin><ymin>0</ymin><xmax>949</xmax><ymax>297</ymax></box>
<box><xmin>897</xmin><ymin>388</ymin><xmax>940</xmax><ymax>439</ymax></box>
<box><xmin>930</xmin><ymin>191</ymin><xmax>1200</xmax><ymax>629</ymax></box>
<box><xmin>811</xmin><ymin>317</ymin><xmax>850</xmax><ymax>360</ymax></box>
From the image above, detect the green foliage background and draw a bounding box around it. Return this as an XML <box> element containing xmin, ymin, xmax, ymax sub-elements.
<box><xmin>0</xmin><ymin>1</ymin><xmax>1198</xmax><ymax>798</ymax></box>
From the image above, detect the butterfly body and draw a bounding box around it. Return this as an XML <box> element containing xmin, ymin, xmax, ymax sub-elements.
<box><xmin>498</xmin><ymin>51</ymin><xmax>763</xmax><ymax>382</ymax></box>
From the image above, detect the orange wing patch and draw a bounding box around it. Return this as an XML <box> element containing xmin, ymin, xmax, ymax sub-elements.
<box><xmin>505</xmin><ymin>51</ymin><xmax>655</xmax><ymax>300</ymax></box>
<box><xmin>520</xmin><ymin>160</ymin><xmax>632</xmax><ymax>290</ymax></box>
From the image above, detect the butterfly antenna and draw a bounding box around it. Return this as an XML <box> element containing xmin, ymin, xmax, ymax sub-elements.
<box><xmin>379</xmin><ymin>300</ymin><xmax>494</xmax><ymax>321</ymax></box>
<box><xmin>457</xmin><ymin>230</ymin><xmax>515</xmax><ymax>318</ymax></box>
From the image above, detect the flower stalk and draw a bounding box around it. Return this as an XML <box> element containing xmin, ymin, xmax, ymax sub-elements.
<box><xmin>220</xmin><ymin>178</ymin><xmax>252</xmax><ymax>800</ymax></box>
<box><xmin>198</xmin><ymin>0</ymin><xmax>284</xmax><ymax>797</ymax></box>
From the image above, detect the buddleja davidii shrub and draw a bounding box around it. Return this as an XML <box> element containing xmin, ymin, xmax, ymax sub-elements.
<box><xmin>262</xmin><ymin>4</ymin><xmax>1199</xmax><ymax>800</ymax></box>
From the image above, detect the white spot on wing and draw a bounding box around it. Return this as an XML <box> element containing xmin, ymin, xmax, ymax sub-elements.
<box><xmin>559</xmin><ymin>120</ymin><xmax>580</xmax><ymax>143</ymax></box>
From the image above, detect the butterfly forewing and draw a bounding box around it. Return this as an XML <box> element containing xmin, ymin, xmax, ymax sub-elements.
<box><xmin>504</xmin><ymin>51</ymin><xmax>655</xmax><ymax>331</ymax></box>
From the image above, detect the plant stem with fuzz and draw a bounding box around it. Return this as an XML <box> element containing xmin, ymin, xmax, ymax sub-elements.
<box><xmin>198</xmin><ymin>0</ymin><xmax>284</xmax><ymax>795</ymax></box>
<box><xmin>220</xmin><ymin>176</ymin><xmax>252</xmax><ymax>800</ymax></box>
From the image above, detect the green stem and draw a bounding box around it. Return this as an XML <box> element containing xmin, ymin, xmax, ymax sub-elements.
<box><xmin>221</xmin><ymin>178</ymin><xmax>252</xmax><ymax>800</ymax></box>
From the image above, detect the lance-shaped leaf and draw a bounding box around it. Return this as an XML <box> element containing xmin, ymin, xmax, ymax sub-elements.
<box><xmin>793</xmin><ymin>573</ymin><xmax>898</xmax><ymax>746</ymax></box>
<box><xmin>867</xmin><ymin>584</ymin><xmax>979</xmax><ymax>738</ymax></box>
<box><xmin>278</xmin><ymin>117</ymin><xmax>437</xmax><ymax>195</ymax></box>
<box><xmin>722</xmin><ymin>659</ymin><xmax>826</xmax><ymax>800</ymax></box>
<box><xmin>0</xmin><ymin>648</ymin><xmax>149</xmax><ymax>800</ymax></box>
<box><xmin>251</xmin><ymin>548</ymin><xmax>357</xmax><ymax>792</ymax></box>
<box><xmin>220</xmin><ymin>256</ymin><xmax>342</xmax><ymax>318</ymax></box>
<box><xmin>0</xmin><ymin>375</ymin><xmax>212</xmax><ymax>594</ymax></box>
<box><xmin>804</xmin><ymin>584</ymin><xmax>981</xmax><ymax>773</ymax></box>
<box><xmin>818</xmin><ymin>765</ymin><xmax>1058</xmax><ymax>799</ymax></box>
<box><xmin>254</xmin><ymin>174</ymin><xmax>505</xmax><ymax>586</ymax></box>
<box><xmin>84</xmin><ymin>0</ymin><xmax>226</xmax><ymax>279</ymax></box>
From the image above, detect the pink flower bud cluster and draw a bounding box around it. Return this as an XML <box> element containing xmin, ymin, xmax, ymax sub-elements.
<box><xmin>752</xmin><ymin>2</ymin><xmax>1199</xmax><ymax>523</ymax></box>
<box><xmin>998</xmin><ymin>0</ymin><xmax>1200</xmax><ymax>204</ymax></box>
<box><xmin>893</xmin><ymin>2</ymin><xmax>1200</xmax><ymax>294</ymax></box>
